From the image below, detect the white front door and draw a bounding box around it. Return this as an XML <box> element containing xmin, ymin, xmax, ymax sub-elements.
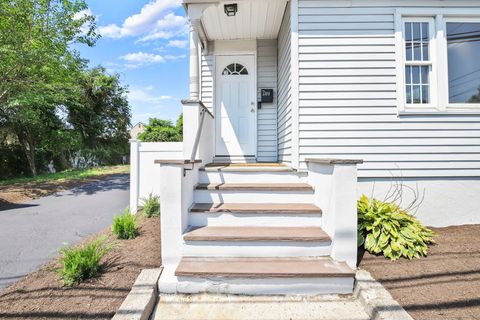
<box><xmin>215</xmin><ymin>55</ymin><xmax>256</xmax><ymax>158</ymax></box>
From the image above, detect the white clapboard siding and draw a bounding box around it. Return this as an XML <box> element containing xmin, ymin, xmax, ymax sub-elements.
<box><xmin>257</xmin><ymin>39</ymin><xmax>278</xmax><ymax>162</ymax></box>
<box><xmin>277</xmin><ymin>2</ymin><xmax>292</xmax><ymax>164</ymax></box>
<box><xmin>297</xmin><ymin>0</ymin><xmax>480</xmax><ymax>178</ymax></box>
<box><xmin>201</xmin><ymin>42</ymin><xmax>214</xmax><ymax>111</ymax></box>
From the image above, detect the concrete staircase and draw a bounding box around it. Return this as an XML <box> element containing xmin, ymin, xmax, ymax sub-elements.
<box><xmin>159</xmin><ymin>163</ymin><xmax>356</xmax><ymax>295</ymax></box>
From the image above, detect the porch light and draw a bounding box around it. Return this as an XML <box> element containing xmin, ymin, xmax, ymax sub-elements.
<box><xmin>224</xmin><ymin>3</ymin><xmax>238</xmax><ymax>17</ymax></box>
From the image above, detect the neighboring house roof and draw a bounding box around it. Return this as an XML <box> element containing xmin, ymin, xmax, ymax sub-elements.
<box><xmin>129</xmin><ymin>122</ymin><xmax>146</xmax><ymax>139</ymax></box>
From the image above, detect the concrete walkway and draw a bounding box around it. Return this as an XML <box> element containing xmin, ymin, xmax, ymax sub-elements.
<box><xmin>151</xmin><ymin>293</ymin><xmax>370</xmax><ymax>320</ymax></box>
<box><xmin>0</xmin><ymin>174</ymin><xmax>129</xmax><ymax>291</ymax></box>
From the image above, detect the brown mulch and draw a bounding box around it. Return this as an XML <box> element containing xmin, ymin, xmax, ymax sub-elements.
<box><xmin>0</xmin><ymin>175</ymin><xmax>121</xmax><ymax>210</ymax></box>
<box><xmin>359</xmin><ymin>224</ymin><xmax>480</xmax><ymax>320</ymax></box>
<box><xmin>0</xmin><ymin>216</ymin><xmax>160</xmax><ymax>320</ymax></box>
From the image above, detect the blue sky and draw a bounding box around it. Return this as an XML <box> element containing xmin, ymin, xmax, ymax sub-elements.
<box><xmin>76</xmin><ymin>0</ymin><xmax>189</xmax><ymax>126</ymax></box>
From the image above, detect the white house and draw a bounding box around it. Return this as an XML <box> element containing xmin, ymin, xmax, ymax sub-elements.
<box><xmin>130</xmin><ymin>0</ymin><xmax>480</xmax><ymax>295</ymax></box>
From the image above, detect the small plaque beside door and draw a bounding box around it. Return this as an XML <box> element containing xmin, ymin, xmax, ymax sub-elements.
<box><xmin>261</xmin><ymin>89</ymin><xmax>274</xmax><ymax>103</ymax></box>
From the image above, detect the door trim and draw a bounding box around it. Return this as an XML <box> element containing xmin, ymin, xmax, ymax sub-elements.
<box><xmin>213</xmin><ymin>52</ymin><xmax>257</xmax><ymax>160</ymax></box>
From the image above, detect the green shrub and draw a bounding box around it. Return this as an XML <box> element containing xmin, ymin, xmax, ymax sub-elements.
<box><xmin>112</xmin><ymin>208</ymin><xmax>137</xmax><ymax>239</ymax></box>
<box><xmin>358</xmin><ymin>194</ymin><xmax>434</xmax><ymax>260</ymax></box>
<box><xmin>58</xmin><ymin>236</ymin><xmax>112</xmax><ymax>286</ymax></box>
<box><xmin>140</xmin><ymin>193</ymin><xmax>160</xmax><ymax>217</ymax></box>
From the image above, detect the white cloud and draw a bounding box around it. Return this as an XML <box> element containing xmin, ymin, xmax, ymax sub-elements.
<box><xmin>168</xmin><ymin>39</ymin><xmax>188</xmax><ymax>48</ymax></box>
<box><xmin>98</xmin><ymin>0</ymin><xmax>187</xmax><ymax>41</ymax></box>
<box><xmin>120</xmin><ymin>51</ymin><xmax>185</xmax><ymax>68</ymax></box>
<box><xmin>73</xmin><ymin>8</ymin><xmax>94</xmax><ymax>20</ymax></box>
<box><xmin>129</xmin><ymin>87</ymin><xmax>174</xmax><ymax>105</ymax></box>
<box><xmin>121</xmin><ymin>52</ymin><xmax>165</xmax><ymax>63</ymax></box>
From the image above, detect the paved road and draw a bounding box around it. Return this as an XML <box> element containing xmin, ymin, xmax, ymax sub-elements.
<box><xmin>0</xmin><ymin>174</ymin><xmax>129</xmax><ymax>291</ymax></box>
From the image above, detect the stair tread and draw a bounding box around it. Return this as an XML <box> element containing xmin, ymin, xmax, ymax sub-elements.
<box><xmin>190</xmin><ymin>203</ymin><xmax>322</xmax><ymax>214</ymax></box>
<box><xmin>175</xmin><ymin>257</ymin><xmax>354</xmax><ymax>278</ymax></box>
<box><xmin>195</xmin><ymin>183</ymin><xmax>313</xmax><ymax>191</ymax></box>
<box><xmin>184</xmin><ymin>226</ymin><xmax>330</xmax><ymax>242</ymax></box>
<box><xmin>201</xmin><ymin>163</ymin><xmax>294</xmax><ymax>172</ymax></box>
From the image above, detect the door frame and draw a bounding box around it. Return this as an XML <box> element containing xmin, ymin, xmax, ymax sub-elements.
<box><xmin>213</xmin><ymin>51</ymin><xmax>258</xmax><ymax>159</ymax></box>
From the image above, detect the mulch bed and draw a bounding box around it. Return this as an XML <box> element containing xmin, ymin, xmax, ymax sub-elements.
<box><xmin>0</xmin><ymin>215</ymin><xmax>160</xmax><ymax>320</ymax></box>
<box><xmin>359</xmin><ymin>224</ymin><xmax>480</xmax><ymax>320</ymax></box>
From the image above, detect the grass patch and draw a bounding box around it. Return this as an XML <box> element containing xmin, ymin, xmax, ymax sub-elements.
<box><xmin>58</xmin><ymin>236</ymin><xmax>113</xmax><ymax>287</ymax></box>
<box><xmin>140</xmin><ymin>193</ymin><xmax>160</xmax><ymax>217</ymax></box>
<box><xmin>112</xmin><ymin>208</ymin><xmax>137</xmax><ymax>239</ymax></box>
<box><xmin>0</xmin><ymin>165</ymin><xmax>129</xmax><ymax>186</ymax></box>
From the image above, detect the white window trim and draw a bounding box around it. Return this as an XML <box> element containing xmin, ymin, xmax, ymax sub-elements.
<box><xmin>395</xmin><ymin>8</ymin><xmax>480</xmax><ymax>114</ymax></box>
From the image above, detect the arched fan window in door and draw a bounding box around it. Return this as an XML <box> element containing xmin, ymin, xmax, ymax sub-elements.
<box><xmin>222</xmin><ymin>63</ymin><xmax>248</xmax><ymax>75</ymax></box>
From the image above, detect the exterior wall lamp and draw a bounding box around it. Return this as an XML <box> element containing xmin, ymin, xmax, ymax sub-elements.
<box><xmin>224</xmin><ymin>3</ymin><xmax>238</xmax><ymax>17</ymax></box>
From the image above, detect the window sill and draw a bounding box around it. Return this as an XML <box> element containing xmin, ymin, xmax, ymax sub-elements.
<box><xmin>399</xmin><ymin>110</ymin><xmax>480</xmax><ymax>116</ymax></box>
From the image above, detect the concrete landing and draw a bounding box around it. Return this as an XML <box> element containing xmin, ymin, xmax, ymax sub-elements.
<box><xmin>151</xmin><ymin>293</ymin><xmax>370</xmax><ymax>320</ymax></box>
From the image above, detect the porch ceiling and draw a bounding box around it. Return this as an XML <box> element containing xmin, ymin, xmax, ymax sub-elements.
<box><xmin>197</xmin><ymin>0</ymin><xmax>288</xmax><ymax>41</ymax></box>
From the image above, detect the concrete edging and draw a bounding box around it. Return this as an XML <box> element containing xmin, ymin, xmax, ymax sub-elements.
<box><xmin>112</xmin><ymin>268</ymin><xmax>163</xmax><ymax>320</ymax></box>
<box><xmin>354</xmin><ymin>269</ymin><xmax>414</xmax><ymax>320</ymax></box>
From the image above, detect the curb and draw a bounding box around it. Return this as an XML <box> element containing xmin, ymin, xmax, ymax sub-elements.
<box><xmin>354</xmin><ymin>269</ymin><xmax>414</xmax><ymax>320</ymax></box>
<box><xmin>112</xmin><ymin>267</ymin><xmax>163</xmax><ymax>320</ymax></box>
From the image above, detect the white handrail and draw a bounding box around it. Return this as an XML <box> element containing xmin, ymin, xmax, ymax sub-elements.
<box><xmin>190</xmin><ymin>101</ymin><xmax>214</xmax><ymax>163</ymax></box>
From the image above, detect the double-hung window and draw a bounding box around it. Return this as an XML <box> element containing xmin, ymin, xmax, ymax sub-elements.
<box><xmin>403</xmin><ymin>19</ymin><xmax>434</xmax><ymax>106</ymax></box>
<box><xmin>398</xmin><ymin>13</ymin><xmax>480</xmax><ymax>112</ymax></box>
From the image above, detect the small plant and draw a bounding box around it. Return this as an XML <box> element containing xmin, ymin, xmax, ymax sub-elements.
<box><xmin>112</xmin><ymin>208</ymin><xmax>137</xmax><ymax>239</ymax></box>
<box><xmin>58</xmin><ymin>236</ymin><xmax>112</xmax><ymax>286</ymax></box>
<box><xmin>140</xmin><ymin>193</ymin><xmax>160</xmax><ymax>217</ymax></box>
<box><xmin>358</xmin><ymin>194</ymin><xmax>434</xmax><ymax>260</ymax></box>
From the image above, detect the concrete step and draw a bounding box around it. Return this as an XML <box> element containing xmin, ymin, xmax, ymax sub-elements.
<box><xmin>195</xmin><ymin>183</ymin><xmax>313</xmax><ymax>191</ymax></box>
<box><xmin>194</xmin><ymin>188</ymin><xmax>313</xmax><ymax>203</ymax></box>
<box><xmin>190</xmin><ymin>203</ymin><xmax>322</xmax><ymax>215</ymax></box>
<box><xmin>188</xmin><ymin>210</ymin><xmax>323</xmax><ymax>227</ymax></box>
<box><xmin>159</xmin><ymin>257</ymin><xmax>355</xmax><ymax>295</ymax></box>
<box><xmin>182</xmin><ymin>226</ymin><xmax>331</xmax><ymax>258</ymax></box>
<box><xmin>199</xmin><ymin>170</ymin><xmax>308</xmax><ymax>184</ymax></box>
<box><xmin>184</xmin><ymin>226</ymin><xmax>330</xmax><ymax>242</ymax></box>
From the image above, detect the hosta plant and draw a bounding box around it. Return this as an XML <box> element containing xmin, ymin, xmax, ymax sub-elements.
<box><xmin>357</xmin><ymin>194</ymin><xmax>434</xmax><ymax>260</ymax></box>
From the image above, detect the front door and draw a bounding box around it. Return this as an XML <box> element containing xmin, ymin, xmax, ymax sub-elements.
<box><xmin>215</xmin><ymin>55</ymin><xmax>256</xmax><ymax>158</ymax></box>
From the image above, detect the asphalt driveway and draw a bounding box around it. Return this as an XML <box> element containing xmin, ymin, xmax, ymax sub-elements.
<box><xmin>0</xmin><ymin>174</ymin><xmax>129</xmax><ymax>291</ymax></box>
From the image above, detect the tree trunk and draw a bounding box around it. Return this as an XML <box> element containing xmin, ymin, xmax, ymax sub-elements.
<box><xmin>24</xmin><ymin>143</ymin><xmax>37</xmax><ymax>177</ymax></box>
<box><xmin>19</xmin><ymin>134</ymin><xmax>37</xmax><ymax>177</ymax></box>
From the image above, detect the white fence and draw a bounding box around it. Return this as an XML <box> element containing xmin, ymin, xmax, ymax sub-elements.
<box><xmin>129</xmin><ymin>140</ymin><xmax>183</xmax><ymax>213</ymax></box>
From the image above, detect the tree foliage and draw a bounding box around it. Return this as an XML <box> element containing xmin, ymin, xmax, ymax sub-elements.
<box><xmin>138</xmin><ymin>115</ymin><xmax>183</xmax><ymax>142</ymax></box>
<box><xmin>0</xmin><ymin>0</ymin><xmax>130</xmax><ymax>178</ymax></box>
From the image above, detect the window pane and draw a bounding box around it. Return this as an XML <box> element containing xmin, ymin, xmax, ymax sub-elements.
<box><xmin>413</xmin><ymin>23</ymin><xmax>421</xmax><ymax>41</ymax></box>
<box><xmin>406</xmin><ymin>42</ymin><xmax>412</xmax><ymax>60</ymax></box>
<box><xmin>405</xmin><ymin>66</ymin><xmax>412</xmax><ymax>84</ymax></box>
<box><xmin>447</xmin><ymin>22</ymin><xmax>480</xmax><ymax>103</ymax></box>
<box><xmin>421</xmin><ymin>22</ymin><xmax>429</xmax><ymax>41</ymax></box>
<box><xmin>412</xmin><ymin>66</ymin><xmax>420</xmax><ymax>84</ymax></box>
<box><xmin>413</xmin><ymin>42</ymin><xmax>421</xmax><ymax>60</ymax></box>
<box><xmin>422</xmin><ymin>43</ymin><xmax>429</xmax><ymax>61</ymax></box>
<box><xmin>422</xmin><ymin>85</ymin><xmax>430</xmax><ymax>104</ymax></box>
<box><xmin>406</xmin><ymin>85</ymin><xmax>412</xmax><ymax>104</ymax></box>
<box><xmin>412</xmin><ymin>85</ymin><xmax>421</xmax><ymax>103</ymax></box>
<box><xmin>421</xmin><ymin>66</ymin><xmax>429</xmax><ymax>85</ymax></box>
<box><xmin>405</xmin><ymin>22</ymin><xmax>412</xmax><ymax>41</ymax></box>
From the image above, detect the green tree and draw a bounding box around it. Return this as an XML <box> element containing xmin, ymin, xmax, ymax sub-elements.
<box><xmin>138</xmin><ymin>115</ymin><xmax>183</xmax><ymax>142</ymax></box>
<box><xmin>0</xmin><ymin>0</ymin><xmax>98</xmax><ymax>176</ymax></box>
<box><xmin>67</xmin><ymin>67</ymin><xmax>131</xmax><ymax>150</ymax></box>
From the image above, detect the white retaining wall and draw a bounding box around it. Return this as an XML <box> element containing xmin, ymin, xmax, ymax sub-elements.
<box><xmin>358</xmin><ymin>178</ymin><xmax>480</xmax><ymax>227</ymax></box>
<box><xmin>130</xmin><ymin>140</ymin><xmax>183</xmax><ymax>213</ymax></box>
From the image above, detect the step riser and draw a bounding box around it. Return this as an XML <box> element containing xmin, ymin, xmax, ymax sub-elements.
<box><xmin>159</xmin><ymin>277</ymin><xmax>355</xmax><ymax>295</ymax></box>
<box><xmin>194</xmin><ymin>191</ymin><xmax>314</xmax><ymax>204</ymax></box>
<box><xmin>188</xmin><ymin>212</ymin><xmax>323</xmax><ymax>227</ymax></box>
<box><xmin>199</xmin><ymin>172</ymin><xmax>308</xmax><ymax>184</ymax></box>
<box><xmin>183</xmin><ymin>242</ymin><xmax>331</xmax><ymax>258</ymax></box>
